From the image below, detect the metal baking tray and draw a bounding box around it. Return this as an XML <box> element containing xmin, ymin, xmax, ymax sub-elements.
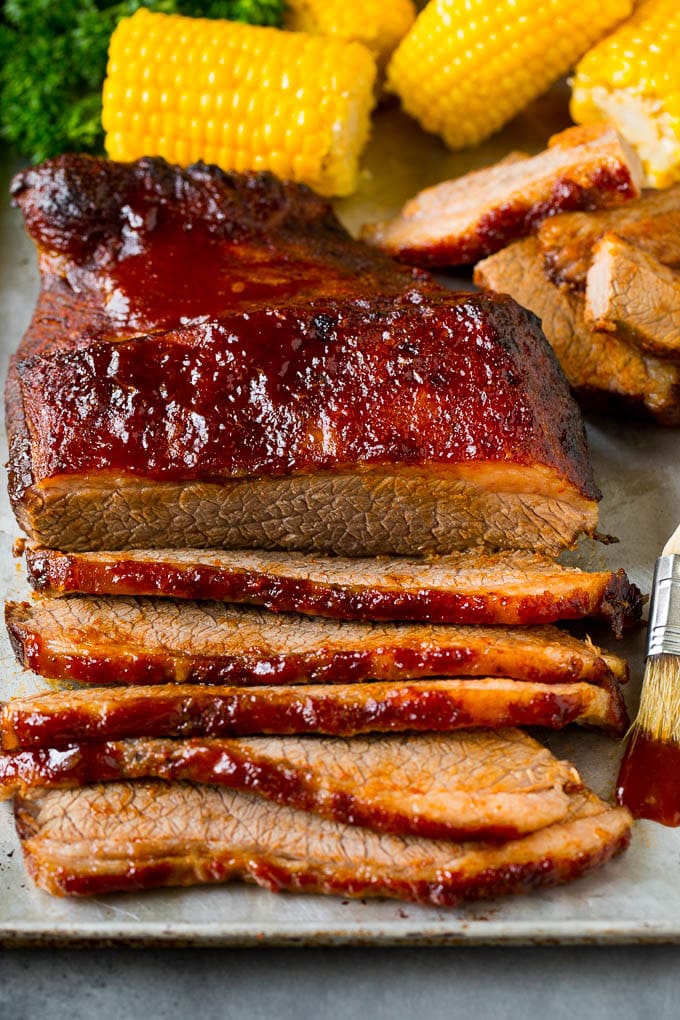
<box><xmin>2</xmin><ymin>87</ymin><xmax>679</xmax><ymax>946</ymax></box>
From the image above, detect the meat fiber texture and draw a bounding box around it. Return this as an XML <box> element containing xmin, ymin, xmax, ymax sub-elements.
<box><xmin>537</xmin><ymin>185</ymin><xmax>680</xmax><ymax>291</ymax></box>
<box><xmin>361</xmin><ymin>125</ymin><xmax>642</xmax><ymax>266</ymax></box>
<box><xmin>585</xmin><ymin>236</ymin><xmax>680</xmax><ymax>360</ymax></box>
<box><xmin>14</xmin><ymin>780</ymin><xmax>632</xmax><ymax>902</ymax></box>
<box><xmin>5</xmin><ymin>595</ymin><xmax>629</xmax><ymax>688</ymax></box>
<box><xmin>7</xmin><ymin>155</ymin><xmax>600</xmax><ymax>556</ymax></box>
<box><xmin>24</xmin><ymin>547</ymin><xmax>643</xmax><ymax>636</ymax></box>
<box><xmin>0</xmin><ymin>729</ymin><xmax>583</xmax><ymax>841</ymax></box>
<box><xmin>475</xmin><ymin>237</ymin><xmax>680</xmax><ymax>426</ymax></box>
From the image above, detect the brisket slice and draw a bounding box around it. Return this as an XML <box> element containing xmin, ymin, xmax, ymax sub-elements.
<box><xmin>0</xmin><ymin>729</ymin><xmax>581</xmax><ymax>841</ymax></box>
<box><xmin>8</xmin><ymin>155</ymin><xmax>599</xmax><ymax>556</ymax></box>
<box><xmin>14</xmin><ymin>294</ymin><xmax>598</xmax><ymax>556</ymax></box>
<box><xmin>475</xmin><ymin>238</ymin><xmax>680</xmax><ymax>426</ymax></box>
<box><xmin>14</xmin><ymin>781</ymin><xmax>632</xmax><ymax>902</ymax></box>
<box><xmin>0</xmin><ymin>677</ymin><xmax>629</xmax><ymax>749</ymax></box>
<box><xmin>585</xmin><ymin>236</ymin><xmax>680</xmax><ymax>359</ymax></box>
<box><xmin>537</xmin><ymin>185</ymin><xmax>680</xmax><ymax>290</ymax></box>
<box><xmin>25</xmin><ymin>547</ymin><xmax>643</xmax><ymax>636</ymax></box>
<box><xmin>5</xmin><ymin>596</ymin><xmax>628</xmax><ymax>687</ymax></box>
<box><xmin>361</xmin><ymin>125</ymin><xmax>642</xmax><ymax>266</ymax></box>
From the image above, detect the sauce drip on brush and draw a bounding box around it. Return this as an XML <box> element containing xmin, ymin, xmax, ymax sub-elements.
<box><xmin>617</xmin><ymin>731</ymin><xmax>680</xmax><ymax>827</ymax></box>
<box><xmin>617</xmin><ymin>526</ymin><xmax>680</xmax><ymax>826</ymax></box>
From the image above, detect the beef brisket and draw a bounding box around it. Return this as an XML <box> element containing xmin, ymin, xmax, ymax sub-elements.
<box><xmin>13</xmin><ymin>294</ymin><xmax>599</xmax><ymax>556</ymax></box>
<box><xmin>585</xmin><ymin>235</ymin><xmax>680</xmax><ymax>358</ymax></box>
<box><xmin>24</xmin><ymin>547</ymin><xmax>642</xmax><ymax>635</ymax></box>
<box><xmin>0</xmin><ymin>676</ymin><xmax>628</xmax><ymax>748</ymax></box>
<box><xmin>0</xmin><ymin>729</ymin><xmax>581</xmax><ymax>841</ymax></box>
<box><xmin>8</xmin><ymin>155</ymin><xmax>599</xmax><ymax>555</ymax></box>
<box><xmin>537</xmin><ymin>185</ymin><xmax>680</xmax><ymax>290</ymax></box>
<box><xmin>14</xmin><ymin>781</ymin><xmax>632</xmax><ymax>901</ymax></box>
<box><xmin>475</xmin><ymin>237</ymin><xmax>680</xmax><ymax>425</ymax></box>
<box><xmin>361</xmin><ymin>125</ymin><xmax>642</xmax><ymax>266</ymax></box>
<box><xmin>5</xmin><ymin>596</ymin><xmax>628</xmax><ymax>687</ymax></box>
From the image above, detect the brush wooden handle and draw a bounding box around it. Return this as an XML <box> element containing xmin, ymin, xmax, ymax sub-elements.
<box><xmin>663</xmin><ymin>524</ymin><xmax>680</xmax><ymax>556</ymax></box>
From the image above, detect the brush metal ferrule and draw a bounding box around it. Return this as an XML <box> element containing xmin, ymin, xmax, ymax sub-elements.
<box><xmin>647</xmin><ymin>554</ymin><xmax>680</xmax><ymax>658</ymax></box>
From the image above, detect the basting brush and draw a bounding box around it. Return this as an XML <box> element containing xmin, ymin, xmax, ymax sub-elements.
<box><xmin>617</xmin><ymin>523</ymin><xmax>680</xmax><ymax>825</ymax></box>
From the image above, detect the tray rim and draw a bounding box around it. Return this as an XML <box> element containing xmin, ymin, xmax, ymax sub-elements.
<box><xmin>3</xmin><ymin>918</ymin><xmax>680</xmax><ymax>948</ymax></box>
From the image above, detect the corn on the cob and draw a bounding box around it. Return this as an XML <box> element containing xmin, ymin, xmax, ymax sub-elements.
<box><xmin>285</xmin><ymin>0</ymin><xmax>416</xmax><ymax>67</ymax></box>
<box><xmin>571</xmin><ymin>0</ymin><xmax>680</xmax><ymax>188</ymax></box>
<box><xmin>387</xmin><ymin>0</ymin><xmax>633</xmax><ymax>151</ymax></box>
<box><xmin>102</xmin><ymin>9</ymin><xmax>376</xmax><ymax>197</ymax></box>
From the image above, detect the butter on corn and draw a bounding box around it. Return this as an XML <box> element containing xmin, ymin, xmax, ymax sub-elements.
<box><xmin>571</xmin><ymin>0</ymin><xmax>680</xmax><ymax>188</ymax></box>
<box><xmin>102</xmin><ymin>9</ymin><xmax>377</xmax><ymax>197</ymax></box>
<box><xmin>285</xmin><ymin>0</ymin><xmax>416</xmax><ymax>67</ymax></box>
<box><xmin>387</xmin><ymin>0</ymin><xmax>633</xmax><ymax>151</ymax></box>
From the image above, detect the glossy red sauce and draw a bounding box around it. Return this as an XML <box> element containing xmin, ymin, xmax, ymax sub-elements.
<box><xmin>13</xmin><ymin>154</ymin><xmax>416</xmax><ymax>335</ymax></box>
<box><xmin>10</xmin><ymin>154</ymin><xmax>599</xmax><ymax>501</ymax></box>
<box><xmin>616</xmin><ymin>732</ymin><xmax>680</xmax><ymax>826</ymax></box>
<box><xmin>95</xmin><ymin>213</ymin><xmax>371</xmax><ymax>334</ymax></box>
<box><xmin>20</xmin><ymin>293</ymin><xmax>594</xmax><ymax>489</ymax></box>
<box><xmin>3</xmin><ymin>684</ymin><xmax>587</xmax><ymax>750</ymax></box>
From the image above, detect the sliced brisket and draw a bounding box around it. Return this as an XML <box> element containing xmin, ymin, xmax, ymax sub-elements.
<box><xmin>25</xmin><ymin>547</ymin><xmax>642</xmax><ymax>635</ymax></box>
<box><xmin>361</xmin><ymin>125</ymin><xmax>642</xmax><ymax>266</ymax></box>
<box><xmin>537</xmin><ymin>185</ymin><xmax>680</xmax><ymax>290</ymax></box>
<box><xmin>585</xmin><ymin>235</ymin><xmax>680</xmax><ymax>358</ymax></box>
<box><xmin>0</xmin><ymin>729</ymin><xmax>581</xmax><ymax>841</ymax></box>
<box><xmin>0</xmin><ymin>676</ymin><xmax>629</xmax><ymax>749</ymax></box>
<box><xmin>14</xmin><ymin>781</ymin><xmax>632</xmax><ymax>901</ymax></box>
<box><xmin>475</xmin><ymin>237</ymin><xmax>680</xmax><ymax>426</ymax></box>
<box><xmin>5</xmin><ymin>596</ymin><xmax>628</xmax><ymax>687</ymax></box>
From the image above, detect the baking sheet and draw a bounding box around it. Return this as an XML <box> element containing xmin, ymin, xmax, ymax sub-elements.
<box><xmin>2</xmin><ymin>88</ymin><xmax>679</xmax><ymax>945</ymax></box>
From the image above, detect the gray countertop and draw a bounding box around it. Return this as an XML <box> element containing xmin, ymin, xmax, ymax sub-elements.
<box><xmin>2</xmin><ymin>944</ymin><xmax>679</xmax><ymax>1018</ymax></box>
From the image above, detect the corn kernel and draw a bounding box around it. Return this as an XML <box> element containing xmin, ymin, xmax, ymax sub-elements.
<box><xmin>103</xmin><ymin>9</ymin><xmax>377</xmax><ymax>196</ymax></box>
<box><xmin>387</xmin><ymin>0</ymin><xmax>633</xmax><ymax>150</ymax></box>
<box><xmin>571</xmin><ymin>0</ymin><xmax>680</xmax><ymax>187</ymax></box>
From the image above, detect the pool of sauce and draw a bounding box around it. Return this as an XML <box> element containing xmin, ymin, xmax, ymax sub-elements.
<box><xmin>96</xmin><ymin>213</ymin><xmax>364</xmax><ymax>333</ymax></box>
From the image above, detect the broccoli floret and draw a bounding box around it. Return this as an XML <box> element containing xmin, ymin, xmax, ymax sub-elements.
<box><xmin>0</xmin><ymin>0</ymin><xmax>286</xmax><ymax>162</ymax></box>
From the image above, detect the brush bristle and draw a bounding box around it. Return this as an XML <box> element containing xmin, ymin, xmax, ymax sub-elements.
<box><xmin>635</xmin><ymin>653</ymin><xmax>680</xmax><ymax>743</ymax></box>
<box><xmin>663</xmin><ymin>523</ymin><xmax>680</xmax><ymax>556</ymax></box>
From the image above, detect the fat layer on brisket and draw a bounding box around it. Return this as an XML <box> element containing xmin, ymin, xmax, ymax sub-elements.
<box><xmin>0</xmin><ymin>729</ymin><xmax>582</xmax><ymax>841</ymax></box>
<box><xmin>14</xmin><ymin>780</ymin><xmax>632</xmax><ymax>902</ymax></box>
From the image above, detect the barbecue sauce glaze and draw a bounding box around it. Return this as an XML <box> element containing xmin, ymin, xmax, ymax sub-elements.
<box><xmin>11</xmin><ymin>154</ymin><xmax>599</xmax><ymax>504</ymax></box>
